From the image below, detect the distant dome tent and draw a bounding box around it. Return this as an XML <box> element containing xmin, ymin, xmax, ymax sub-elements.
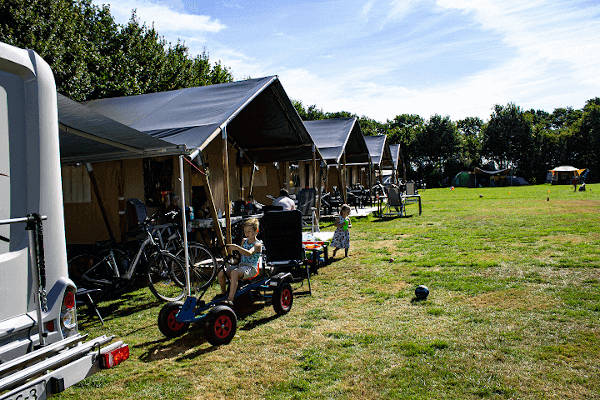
<box><xmin>548</xmin><ymin>166</ymin><xmax>587</xmax><ymax>185</ymax></box>
<box><xmin>452</xmin><ymin>168</ymin><xmax>529</xmax><ymax>188</ymax></box>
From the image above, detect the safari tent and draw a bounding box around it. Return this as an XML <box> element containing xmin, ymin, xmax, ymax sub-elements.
<box><xmin>62</xmin><ymin>76</ymin><xmax>321</xmax><ymax>245</ymax></box>
<box><xmin>347</xmin><ymin>135</ymin><xmax>394</xmax><ymax>187</ymax></box>
<box><xmin>302</xmin><ymin>118</ymin><xmax>371</xmax><ymax>201</ymax></box>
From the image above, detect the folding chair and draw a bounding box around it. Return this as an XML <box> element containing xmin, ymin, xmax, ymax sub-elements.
<box><xmin>297</xmin><ymin>188</ymin><xmax>317</xmax><ymax>228</ymax></box>
<box><xmin>401</xmin><ymin>181</ymin><xmax>422</xmax><ymax>216</ymax></box>
<box><xmin>261</xmin><ymin>210</ymin><xmax>311</xmax><ymax>295</ymax></box>
<box><xmin>381</xmin><ymin>187</ymin><xmax>404</xmax><ymax>217</ymax></box>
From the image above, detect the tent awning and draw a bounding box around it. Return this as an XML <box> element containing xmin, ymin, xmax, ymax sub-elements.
<box><xmin>85</xmin><ymin>76</ymin><xmax>321</xmax><ymax>164</ymax></box>
<box><xmin>58</xmin><ymin>94</ymin><xmax>186</xmax><ymax>163</ymax></box>
<box><xmin>548</xmin><ymin>166</ymin><xmax>585</xmax><ymax>175</ymax></box>
<box><xmin>302</xmin><ymin>118</ymin><xmax>370</xmax><ymax>164</ymax></box>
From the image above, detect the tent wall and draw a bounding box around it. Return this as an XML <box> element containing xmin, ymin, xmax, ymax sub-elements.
<box><xmin>63</xmin><ymin>159</ymin><xmax>144</xmax><ymax>244</ymax></box>
<box><xmin>327</xmin><ymin>167</ymin><xmax>342</xmax><ymax>191</ymax></box>
<box><xmin>243</xmin><ymin>163</ymin><xmax>285</xmax><ymax>204</ymax></box>
<box><xmin>194</xmin><ymin>138</ymin><xmax>240</xmax><ymax>215</ymax></box>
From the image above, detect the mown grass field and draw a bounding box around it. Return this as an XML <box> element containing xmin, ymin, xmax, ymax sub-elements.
<box><xmin>58</xmin><ymin>184</ymin><xmax>600</xmax><ymax>399</ymax></box>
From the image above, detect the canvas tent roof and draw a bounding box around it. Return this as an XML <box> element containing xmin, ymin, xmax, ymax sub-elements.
<box><xmin>363</xmin><ymin>135</ymin><xmax>394</xmax><ymax>168</ymax></box>
<box><xmin>549</xmin><ymin>165</ymin><xmax>585</xmax><ymax>174</ymax></box>
<box><xmin>58</xmin><ymin>94</ymin><xmax>185</xmax><ymax>163</ymax></box>
<box><xmin>85</xmin><ymin>76</ymin><xmax>319</xmax><ymax>164</ymax></box>
<box><xmin>302</xmin><ymin>118</ymin><xmax>370</xmax><ymax>164</ymax></box>
<box><xmin>388</xmin><ymin>144</ymin><xmax>400</xmax><ymax>170</ymax></box>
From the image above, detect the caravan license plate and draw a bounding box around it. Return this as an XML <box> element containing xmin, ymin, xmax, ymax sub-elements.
<box><xmin>6</xmin><ymin>381</ymin><xmax>46</xmax><ymax>400</ymax></box>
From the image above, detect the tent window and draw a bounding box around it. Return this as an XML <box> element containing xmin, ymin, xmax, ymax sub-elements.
<box><xmin>62</xmin><ymin>165</ymin><xmax>91</xmax><ymax>203</ymax></box>
<box><xmin>143</xmin><ymin>159</ymin><xmax>173</xmax><ymax>207</ymax></box>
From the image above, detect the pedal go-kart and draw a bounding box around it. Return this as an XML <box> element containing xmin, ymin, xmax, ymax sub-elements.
<box><xmin>157</xmin><ymin>210</ymin><xmax>310</xmax><ymax>345</ymax></box>
<box><xmin>158</xmin><ymin>250</ymin><xmax>293</xmax><ymax>345</ymax></box>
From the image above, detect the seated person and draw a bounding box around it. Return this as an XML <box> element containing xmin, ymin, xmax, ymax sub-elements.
<box><xmin>218</xmin><ymin>218</ymin><xmax>263</xmax><ymax>305</ymax></box>
<box><xmin>272</xmin><ymin>188</ymin><xmax>296</xmax><ymax>211</ymax></box>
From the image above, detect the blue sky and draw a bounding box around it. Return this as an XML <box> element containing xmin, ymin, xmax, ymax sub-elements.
<box><xmin>92</xmin><ymin>0</ymin><xmax>600</xmax><ymax>122</ymax></box>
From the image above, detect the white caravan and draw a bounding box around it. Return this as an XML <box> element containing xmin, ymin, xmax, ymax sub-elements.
<box><xmin>0</xmin><ymin>42</ymin><xmax>128</xmax><ymax>399</ymax></box>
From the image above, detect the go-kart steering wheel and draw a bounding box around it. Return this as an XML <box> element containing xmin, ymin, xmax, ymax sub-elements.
<box><xmin>225</xmin><ymin>250</ymin><xmax>241</xmax><ymax>266</ymax></box>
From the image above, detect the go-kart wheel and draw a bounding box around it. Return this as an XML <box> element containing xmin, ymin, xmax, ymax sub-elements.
<box><xmin>272</xmin><ymin>282</ymin><xmax>293</xmax><ymax>315</ymax></box>
<box><xmin>205</xmin><ymin>305</ymin><xmax>237</xmax><ymax>346</ymax></box>
<box><xmin>158</xmin><ymin>301</ymin><xmax>189</xmax><ymax>338</ymax></box>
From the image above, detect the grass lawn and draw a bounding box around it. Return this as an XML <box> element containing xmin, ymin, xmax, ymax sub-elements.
<box><xmin>58</xmin><ymin>184</ymin><xmax>600</xmax><ymax>400</ymax></box>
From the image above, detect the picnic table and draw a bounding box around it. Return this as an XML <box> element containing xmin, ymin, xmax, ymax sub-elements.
<box><xmin>302</xmin><ymin>231</ymin><xmax>334</xmax><ymax>269</ymax></box>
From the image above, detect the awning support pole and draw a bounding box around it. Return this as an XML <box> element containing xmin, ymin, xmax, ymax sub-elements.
<box><xmin>316</xmin><ymin>162</ymin><xmax>322</xmax><ymax>221</ymax></box>
<box><xmin>249</xmin><ymin>164</ymin><xmax>256</xmax><ymax>198</ymax></box>
<box><xmin>222</xmin><ymin>128</ymin><xmax>232</xmax><ymax>245</ymax></box>
<box><xmin>85</xmin><ymin>163</ymin><xmax>116</xmax><ymax>243</ymax></box>
<box><xmin>312</xmin><ymin>146</ymin><xmax>319</xmax><ymax>223</ymax></box>
<box><xmin>342</xmin><ymin>152</ymin><xmax>347</xmax><ymax>203</ymax></box>
<box><xmin>178</xmin><ymin>155</ymin><xmax>191</xmax><ymax>296</ymax></box>
<box><xmin>196</xmin><ymin>160</ymin><xmax>226</xmax><ymax>252</ymax></box>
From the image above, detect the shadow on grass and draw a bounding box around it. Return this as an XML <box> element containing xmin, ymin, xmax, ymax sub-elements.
<box><xmin>372</xmin><ymin>215</ymin><xmax>414</xmax><ymax>222</ymax></box>
<box><xmin>137</xmin><ymin>329</ymin><xmax>216</xmax><ymax>362</ymax></box>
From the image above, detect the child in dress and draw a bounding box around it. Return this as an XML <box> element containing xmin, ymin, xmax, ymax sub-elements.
<box><xmin>218</xmin><ymin>218</ymin><xmax>262</xmax><ymax>304</ymax></box>
<box><xmin>331</xmin><ymin>204</ymin><xmax>351</xmax><ymax>258</ymax></box>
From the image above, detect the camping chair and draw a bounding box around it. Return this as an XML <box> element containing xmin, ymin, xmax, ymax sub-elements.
<box><xmin>297</xmin><ymin>188</ymin><xmax>317</xmax><ymax>228</ymax></box>
<box><xmin>261</xmin><ymin>210</ymin><xmax>311</xmax><ymax>295</ymax></box>
<box><xmin>401</xmin><ymin>181</ymin><xmax>422</xmax><ymax>216</ymax></box>
<box><xmin>381</xmin><ymin>187</ymin><xmax>404</xmax><ymax>217</ymax></box>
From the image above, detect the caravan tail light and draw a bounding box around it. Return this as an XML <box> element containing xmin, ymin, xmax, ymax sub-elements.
<box><xmin>60</xmin><ymin>287</ymin><xmax>77</xmax><ymax>337</ymax></box>
<box><xmin>63</xmin><ymin>291</ymin><xmax>75</xmax><ymax>309</ymax></box>
<box><xmin>101</xmin><ymin>344</ymin><xmax>129</xmax><ymax>369</ymax></box>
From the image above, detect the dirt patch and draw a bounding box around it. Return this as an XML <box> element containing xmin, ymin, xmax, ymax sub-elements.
<box><xmin>371</xmin><ymin>239</ymin><xmax>399</xmax><ymax>250</ymax></box>
<box><xmin>467</xmin><ymin>288</ymin><xmax>556</xmax><ymax>311</ymax></box>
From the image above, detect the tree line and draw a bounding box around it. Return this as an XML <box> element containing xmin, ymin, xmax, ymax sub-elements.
<box><xmin>293</xmin><ymin>99</ymin><xmax>600</xmax><ymax>186</ymax></box>
<box><xmin>0</xmin><ymin>0</ymin><xmax>233</xmax><ymax>102</ymax></box>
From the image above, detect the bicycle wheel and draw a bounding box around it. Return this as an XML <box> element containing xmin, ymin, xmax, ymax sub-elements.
<box><xmin>147</xmin><ymin>251</ymin><xmax>186</xmax><ymax>302</ymax></box>
<box><xmin>175</xmin><ymin>242</ymin><xmax>218</xmax><ymax>292</ymax></box>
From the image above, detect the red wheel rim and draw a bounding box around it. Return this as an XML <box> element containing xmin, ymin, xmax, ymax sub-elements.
<box><xmin>280</xmin><ymin>288</ymin><xmax>292</xmax><ymax>310</ymax></box>
<box><xmin>167</xmin><ymin>309</ymin><xmax>184</xmax><ymax>331</ymax></box>
<box><xmin>214</xmin><ymin>315</ymin><xmax>233</xmax><ymax>339</ymax></box>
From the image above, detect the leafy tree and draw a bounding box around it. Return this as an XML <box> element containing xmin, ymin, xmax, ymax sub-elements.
<box><xmin>0</xmin><ymin>0</ymin><xmax>233</xmax><ymax>101</ymax></box>
<box><xmin>482</xmin><ymin>103</ymin><xmax>532</xmax><ymax>173</ymax></box>
<box><xmin>457</xmin><ymin>117</ymin><xmax>483</xmax><ymax>169</ymax></box>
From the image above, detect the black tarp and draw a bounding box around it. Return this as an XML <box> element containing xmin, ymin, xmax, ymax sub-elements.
<box><xmin>364</xmin><ymin>135</ymin><xmax>393</xmax><ymax>168</ymax></box>
<box><xmin>302</xmin><ymin>118</ymin><xmax>370</xmax><ymax>164</ymax></box>
<box><xmin>85</xmin><ymin>76</ymin><xmax>319</xmax><ymax>163</ymax></box>
<box><xmin>58</xmin><ymin>94</ymin><xmax>184</xmax><ymax>163</ymax></box>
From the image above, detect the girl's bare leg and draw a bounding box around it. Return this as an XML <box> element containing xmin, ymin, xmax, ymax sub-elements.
<box><xmin>217</xmin><ymin>270</ymin><xmax>227</xmax><ymax>295</ymax></box>
<box><xmin>228</xmin><ymin>270</ymin><xmax>243</xmax><ymax>302</ymax></box>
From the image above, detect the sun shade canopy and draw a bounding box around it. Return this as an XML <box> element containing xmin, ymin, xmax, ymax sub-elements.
<box><xmin>302</xmin><ymin>118</ymin><xmax>370</xmax><ymax>164</ymax></box>
<box><xmin>364</xmin><ymin>135</ymin><xmax>394</xmax><ymax>168</ymax></box>
<box><xmin>388</xmin><ymin>144</ymin><xmax>400</xmax><ymax>170</ymax></box>
<box><xmin>58</xmin><ymin>94</ymin><xmax>185</xmax><ymax>163</ymax></box>
<box><xmin>85</xmin><ymin>76</ymin><xmax>319</xmax><ymax>163</ymax></box>
<box><xmin>549</xmin><ymin>165</ymin><xmax>585</xmax><ymax>174</ymax></box>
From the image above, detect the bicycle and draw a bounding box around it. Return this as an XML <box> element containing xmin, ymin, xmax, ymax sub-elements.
<box><xmin>148</xmin><ymin>210</ymin><xmax>219</xmax><ymax>297</ymax></box>
<box><xmin>68</xmin><ymin>218</ymin><xmax>188</xmax><ymax>302</ymax></box>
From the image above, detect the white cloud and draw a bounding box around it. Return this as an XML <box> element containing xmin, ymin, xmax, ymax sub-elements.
<box><xmin>280</xmin><ymin>0</ymin><xmax>600</xmax><ymax>121</ymax></box>
<box><xmin>92</xmin><ymin>0</ymin><xmax>225</xmax><ymax>33</ymax></box>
